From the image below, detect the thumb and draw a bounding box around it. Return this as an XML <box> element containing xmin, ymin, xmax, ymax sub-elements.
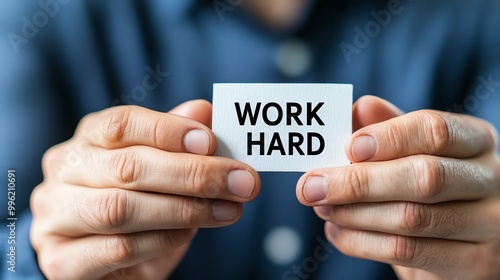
<box><xmin>169</xmin><ymin>99</ymin><xmax>213</xmax><ymax>128</ymax></box>
<box><xmin>352</xmin><ymin>95</ymin><xmax>404</xmax><ymax>132</ymax></box>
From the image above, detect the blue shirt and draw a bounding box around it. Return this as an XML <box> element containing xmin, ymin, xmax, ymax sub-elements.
<box><xmin>1</xmin><ymin>0</ymin><xmax>499</xmax><ymax>279</ymax></box>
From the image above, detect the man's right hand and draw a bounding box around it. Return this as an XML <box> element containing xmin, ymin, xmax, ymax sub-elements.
<box><xmin>30</xmin><ymin>100</ymin><xmax>260</xmax><ymax>280</ymax></box>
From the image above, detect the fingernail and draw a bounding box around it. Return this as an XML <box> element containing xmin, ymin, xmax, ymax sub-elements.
<box><xmin>212</xmin><ymin>200</ymin><xmax>238</xmax><ymax>221</ymax></box>
<box><xmin>227</xmin><ymin>170</ymin><xmax>255</xmax><ymax>198</ymax></box>
<box><xmin>351</xmin><ymin>135</ymin><xmax>376</xmax><ymax>162</ymax></box>
<box><xmin>315</xmin><ymin>206</ymin><xmax>331</xmax><ymax>217</ymax></box>
<box><xmin>303</xmin><ymin>176</ymin><xmax>327</xmax><ymax>202</ymax></box>
<box><xmin>184</xmin><ymin>129</ymin><xmax>209</xmax><ymax>155</ymax></box>
<box><xmin>326</xmin><ymin>222</ymin><xmax>340</xmax><ymax>239</ymax></box>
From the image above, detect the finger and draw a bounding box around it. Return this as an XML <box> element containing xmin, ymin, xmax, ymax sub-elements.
<box><xmin>169</xmin><ymin>99</ymin><xmax>213</xmax><ymax>128</ymax></box>
<box><xmin>324</xmin><ymin>223</ymin><xmax>497</xmax><ymax>279</ymax></box>
<box><xmin>40</xmin><ymin>185</ymin><xmax>243</xmax><ymax>236</ymax></box>
<box><xmin>319</xmin><ymin>199</ymin><xmax>500</xmax><ymax>242</ymax></box>
<box><xmin>352</xmin><ymin>95</ymin><xmax>404</xmax><ymax>131</ymax></box>
<box><xmin>314</xmin><ymin>206</ymin><xmax>331</xmax><ymax>219</ymax></box>
<box><xmin>76</xmin><ymin>105</ymin><xmax>216</xmax><ymax>155</ymax></box>
<box><xmin>53</xmin><ymin>145</ymin><xmax>259</xmax><ymax>201</ymax></box>
<box><xmin>112</xmin><ymin>248</ymin><xmax>191</xmax><ymax>280</ymax></box>
<box><xmin>39</xmin><ymin>229</ymin><xmax>196</xmax><ymax>279</ymax></box>
<box><xmin>297</xmin><ymin>155</ymin><xmax>495</xmax><ymax>205</ymax></box>
<box><xmin>392</xmin><ymin>265</ymin><xmax>442</xmax><ymax>280</ymax></box>
<box><xmin>347</xmin><ymin>110</ymin><xmax>497</xmax><ymax>162</ymax></box>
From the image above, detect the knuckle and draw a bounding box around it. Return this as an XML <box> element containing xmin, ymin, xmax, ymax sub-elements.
<box><xmin>388</xmin><ymin>235</ymin><xmax>420</xmax><ymax>264</ymax></box>
<box><xmin>184</xmin><ymin>159</ymin><xmax>215</xmax><ymax>198</ymax></box>
<box><xmin>41</xmin><ymin>146</ymin><xmax>57</xmax><ymax>173</ymax></box>
<box><xmin>413</xmin><ymin>156</ymin><xmax>445</xmax><ymax>200</ymax></box>
<box><xmin>423</xmin><ymin>111</ymin><xmax>451</xmax><ymax>153</ymax></box>
<box><xmin>340</xmin><ymin>166</ymin><xmax>368</xmax><ymax>201</ymax></box>
<box><xmin>30</xmin><ymin>184</ymin><xmax>58</xmax><ymax>250</ymax></box>
<box><xmin>30</xmin><ymin>184</ymin><xmax>53</xmax><ymax>222</ymax></box>
<box><xmin>107</xmin><ymin>149</ymin><xmax>139</xmax><ymax>187</ymax></box>
<box><xmin>151</xmin><ymin>116</ymin><xmax>170</xmax><ymax>148</ymax></box>
<box><xmin>176</xmin><ymin>198</ymin><xmax>202</xmax><ymax>226</ymax></box>
<box><xmin>30</xmin><ymin>186</ymin><xmax>60</xmax><ymax>232</ymax></box>
<box><xmin>39</xmin><ymin>252</ymin><xmax>61</xmax><ymax>280</ymax></box>
<box><xmin>29</xmin><ymin>223</ymin><xmax>41</xmax><ymax>250</ymax></box>
<box><xmin>91</xmin><ymin>191</ymin><xmax>128</xmax><ymax>231</ymax></box>
<box><xmin>100</xmin><ymin>106</ymin><xmax>132</xmax><ymax>144</ymax></box>
<box><xmin>30</xmin><ymin>184</ymin><xmax>47</xmax><ymax>215</ymax></box>
<box><xmin>104</xmin><ymin>234</ymin><xmax>136</xmax><ymax>264</ymax></box>
<box><xmin>41</xmin><ymin>145</ymin><xmax>64</xmax><ymax>177</ymax></box>
<box><xmin>385</xmin><ymin>122</ymin><xmax>405</xmax><ymax>156</ymax></box>
<box><xmin>76</xmin><ymin>112</ymin><xmax>97</xmax><ymax>134</ymax></box>
<box><xmin>400</xmin><ymin>202</ymin><xmax>432</xmax><ymax>234</ymax></box>
<box><xmin>400</xmin><ymin>202</ymin><xmax>467</xmax><ymax>239</ymax></box>
<box><xmin>485</xmin><ymin>122</ymin><xmax>499</xmax><ymax>148</ymax></box>
<box><xmin>156</xmin><ymin>231</ymin><xmax>175</xmax><ymax>250</ymax></box>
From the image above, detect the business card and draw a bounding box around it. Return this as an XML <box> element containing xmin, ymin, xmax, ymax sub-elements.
<box><xmin>212</xmin><ymin>83</ymin><xmax>352</xmax><ymax>172</ymax></box>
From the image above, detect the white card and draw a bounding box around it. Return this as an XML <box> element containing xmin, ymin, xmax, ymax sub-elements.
<box><xmin>212</xmin><ymin>83</ymin><xmax>352</xmax><ymax>172</ymax></box>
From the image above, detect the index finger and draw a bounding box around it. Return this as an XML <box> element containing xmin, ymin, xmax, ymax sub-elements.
<box><xmin>76</xmin><ymin>105</ymin><xmax>217</xmax><ymax>155</ymax></box>
<box><xmin>347</xmin><ymin>110</ymin><xmax>497</xmax><ymax>162</ymax></box>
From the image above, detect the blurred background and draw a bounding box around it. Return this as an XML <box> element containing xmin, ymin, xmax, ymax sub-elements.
<box><xmin>1</xmin><ymin>0</ymin><xmax>499</xmax><ymax>279</ymax></box>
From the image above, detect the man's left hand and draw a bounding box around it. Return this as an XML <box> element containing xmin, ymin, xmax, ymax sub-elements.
<box><xmin>296</xmin><ymin>95</ymin><xmax>500</xmax><ymax>279</ymax></box>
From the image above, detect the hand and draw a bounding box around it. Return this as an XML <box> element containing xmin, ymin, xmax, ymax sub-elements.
<box><xmin>30</xmin><ymin>100</ymin><xmax>260</xmax><ymax>280</ymax></box>
<box><xmin>296</xmin><ymin>96</ymin><xmax>500</xmax><ymax>279</ymax></box>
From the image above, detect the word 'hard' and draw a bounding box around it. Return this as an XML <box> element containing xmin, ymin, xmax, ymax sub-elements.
<box><xmin>247</xmin><ymin>132</ymin><xmax>325</xmax><ymax>156</ymax></box>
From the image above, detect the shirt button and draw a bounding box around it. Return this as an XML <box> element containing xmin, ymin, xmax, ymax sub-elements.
<box><xmin>263</xmin><ymin>226</ymin><xmax>302</xmax><ymax>265</ymax></box>
<box><xmin>275</xmin><ymin>39</ymin><xmax>312</xmax><ymax>78</ymax></box>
